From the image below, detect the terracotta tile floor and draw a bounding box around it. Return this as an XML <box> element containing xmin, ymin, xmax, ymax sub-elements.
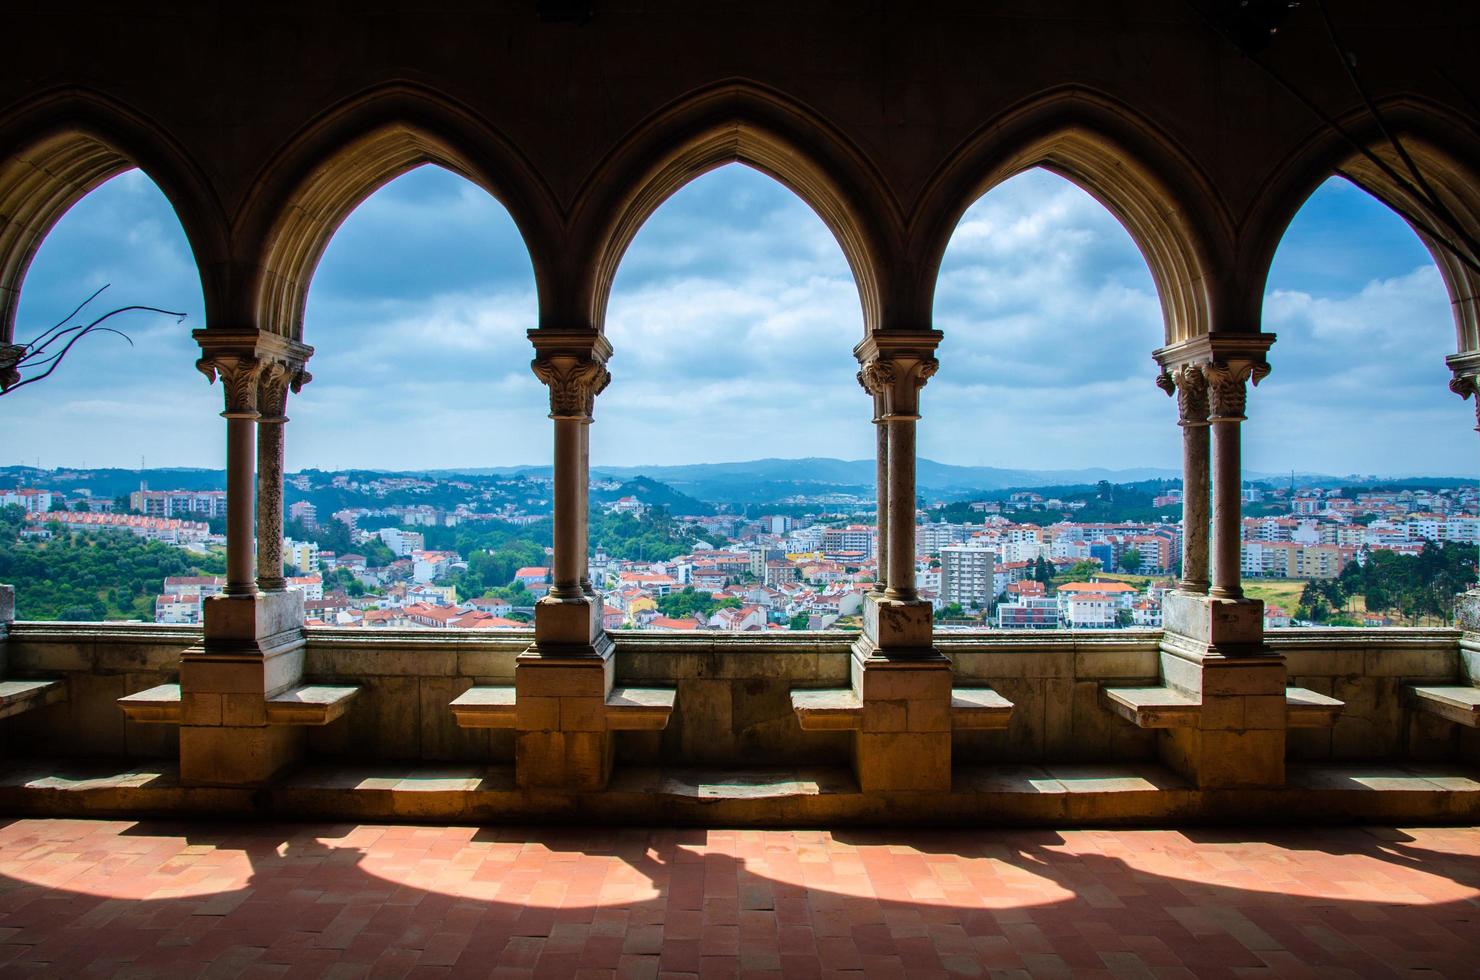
<box><xmin>0</xmin><ymin>820</ymin><xmax>1476</xmax><ymax>978</ymax></box>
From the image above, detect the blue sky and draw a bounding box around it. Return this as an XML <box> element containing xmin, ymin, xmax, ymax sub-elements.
<box><xmin>0</xmin><ymin>163</ymin><xmax>1469</xmax><ymax>477</ymax></box>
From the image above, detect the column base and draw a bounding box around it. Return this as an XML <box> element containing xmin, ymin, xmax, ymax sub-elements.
<box><xmin>179</xmin><ymin>590</ymin><xmax>307</xmax><ymax>787</ymax></box>
<box><xmin>533</xmin><ymin>594</ymin><xmax>603</xmax><ymax>652</ymax></box>
<box><xmin>861</xmin><ymin>592</ymin><xmax>935</xmax><ymax>656</ymax></box>
<box><xmin>1161</xmin><ymin>589</ymin><xmax>1264</xmax><ymax>656</ymax></box>
<box><xmin>849</xmin><ymin>635</ymin><xmax>954</xmax><ymax>793</ymax></box>
<box><xmin>1158</xmin><ymin>592</ymin><xmax>1287</xmax><ymax>789</ymax></box>
<box><xmin>514</xmin><ymin>632</ymin><xmax>616</xmax><ymax>790</ymax></box>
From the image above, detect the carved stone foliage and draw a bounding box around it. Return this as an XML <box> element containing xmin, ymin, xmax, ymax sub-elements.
<box><xmin>257</xmin><ymin>359</ymin><xmax>313</xmax><ymax>423</ymax></box>
<box><xmin>857</xmin><ymin>352</ymin><xmax>938</xmax><ymax>419</ymax></box>
<box><xmin>196</xmin><ymin>353</ymin><xmax>264</xmax><ymax>418</ymax></box>
<box><xmin>1202</xmin><ymin>360</ymin><xmax>1269</xmax><ymax>422</ymax></box>
<box><xmin>1157</xmin><ymin>363</ymin><xmax>1210</xmax><ymax>426</ymax></box>
<box><xmin>1450</xmin><ymin>374</ymin><xmax>1480</xmax><ymax>431</ymax></box>
<box><xmin>532</xmin><ymin>355</ymin><xmax>611</xmax><ymax>420</ymax></box>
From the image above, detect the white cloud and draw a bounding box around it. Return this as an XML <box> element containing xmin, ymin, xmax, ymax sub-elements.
<box><xmin>4</xmin><ymin>163</ymin><xmax>1472</xmax><ymax>477</ymax></box>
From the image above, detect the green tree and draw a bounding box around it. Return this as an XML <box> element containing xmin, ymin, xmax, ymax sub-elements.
<box><xmin>788</xmin><ymin>613</ymin><xmax>810</xmax><ymax>631</ymax></box>
<box><xmin>934</xmin><ymin>602</ymin><xmax>965</xmax><ymax>621</ymax></box>
<box><xmin>1119</xmin><ymin>549</ymin><xmax>1143</xmax><ymax>574</ymax></box>
<box><xmin>1063</xmin><ymin>560</ymin><xmax>1100</xmax><ymax>582</ymax></box>
<box><xmin>656</xmin><ymin>587</ymin><xmax>740</xmax><ymax>619</ymax></box>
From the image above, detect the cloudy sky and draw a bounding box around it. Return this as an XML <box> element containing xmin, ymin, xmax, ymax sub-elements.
<box><xmin>1</xmin><ymin>161</ymin><xmax>1469</xmax><ymax>477</ymax></box>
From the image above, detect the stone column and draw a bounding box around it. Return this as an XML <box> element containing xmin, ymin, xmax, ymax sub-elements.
<box><xmin>857</xmin><ymin>344</ymin><xmax>936</xmax><ymax>606</ymax></box>
<box><xmin>518</xmin><ymin>329</ymin><xmax>616</xmax><ymax>790</ymax></box>
<box><xmin>1158</xmin><ymin>365</ymin><xmax>1211</xmax><ymax>593</ymax></box>
<box><xmin>255</xmin><ymin>357</ymin><xmax>311</xmax><ymax>592</ymax></box>
<box><xmin>1446</xmin><ymin>362</ymin><xmax>1480</xmax><ymax>659</ymax></box>
<box><xmin>867</xmin><ymin>383</ymin><xmax>889</xmax><ymax>595</ymax></box>
<box><xmin>579</xmin><ymin>420</ymin><xmax>595</xmax><ymax>598</ymax></box>
<box><xmin>845</xmin><ymin>331</ymin><xmax>952</xmax><ymax>792</ymax></box>
<box><xmin>1205</xmin><ymin>362</ymin><xmax>1262</xmax><ymax>600</ymax></box>
<box><xmin>196</xmin><ymin>349</ymin><xmax>263</xmax><ymax>596</ymax></box>
<box><xmin>182</xmin><ymin>329</ymin><xmax>313</xmax><ymax>787</ymax></box>
<box><xmin>0</xmin><ymin>583</ymin><xmax>13</xmax><ymax>679</ymax></box>
<box><xmin>531</xmin><ymin>336</ymin><xmax>610</xmax><ymax>606</ymax></box>
<box><xmin>1150</xmin><ymin>334</ymin><xmax>1282</xmax><ymax>790</ymax></box>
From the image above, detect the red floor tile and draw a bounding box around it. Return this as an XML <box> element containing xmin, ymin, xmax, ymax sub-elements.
<box><xmin>0</xmin><ymin>820</ymin><xmax>1475</xmax><ymax>977</ymax></box>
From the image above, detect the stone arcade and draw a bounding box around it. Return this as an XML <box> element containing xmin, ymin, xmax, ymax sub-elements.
<box><xmin>1</xmin><ymin>1</ymin><xmax>1479</xmax><ymax>824</ymax></box>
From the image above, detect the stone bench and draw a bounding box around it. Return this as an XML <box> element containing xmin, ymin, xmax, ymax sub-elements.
<box><xmin>791</xmin><ymin>686</ymin><xmax>1014</xmax><ymax>732</ymax></box>
<box><xmin>118</xmin><ymin>684</ymin><xmax>184</xmax><ymax>724</ymax></box>
<box><xmin>118</xmin><ymin>683</ymin><xmax>360</xmax><ymax>726</ymax></box>
<box><xmin>1285</xmin><ymin>687</ymin><xmax>1345</xmax><ymax>728</ymax></box>
<box><xmin>1407</xmin><ymin>685</ymin><xmax>1480</xmax><ymax>727</ymax></box>
<box><xmin>1101</xmin><ymin>685</ymin><xmax>1344</xmax><ymax>729</ymax></box>
<box><xmin>0</xmin><ymin>679</ymin><xmax>67</xmax><ymax>721</ymax></box>
<box><xmin>449</xmin><ymin>685</ymin><xmax>676</xmax><ymax>731</ymax></box>
<box><xmin>264</xmin><ymin>685</ymin><xmax>361</xmax><ymax>725</ymax></box>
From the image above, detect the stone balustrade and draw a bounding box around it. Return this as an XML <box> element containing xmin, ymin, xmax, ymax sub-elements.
<box><xmin>0</xmin><ymin>622</ymin><xmax>1471</xmax><ymax>769</ymax></box>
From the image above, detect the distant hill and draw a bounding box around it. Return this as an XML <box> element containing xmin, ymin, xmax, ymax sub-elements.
<box><xmin>5</xmin><ymin>461</ymin><xmax>1472</xmax><ymax>512</ymax></box>
<box><xmin>592</xmin><ymin>476</ymin><xmax>716</xmax><ymax>516</ymax></box>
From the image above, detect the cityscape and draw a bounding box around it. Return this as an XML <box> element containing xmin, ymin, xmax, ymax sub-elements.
<box><xmin>3</xmin><ymin>463</ymin><xmax>1474</xmax><ymax>633</ymax></box>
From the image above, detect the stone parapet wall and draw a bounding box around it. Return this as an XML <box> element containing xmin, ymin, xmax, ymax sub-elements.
<box><xmin>1274</xmin><ymin>627</ymin><xmax>1472</xmax><ymax>762</ymax></box>
<box><xmin>0</xmin><ymin>623</ymin><xmax>1470</xmax><ymax>767</ymax></box>
<box><xmin>4</xmin><ymin>622</ymin><xmax>195</xmax><ymax>759</ymax></box>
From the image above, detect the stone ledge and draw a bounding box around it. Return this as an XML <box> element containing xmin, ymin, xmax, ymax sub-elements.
<box><xmin>118</xmin><ymin>683</ymin><xmax>361</xmax><ymax>727</ymax></box>
<box><xmin>1103</xmin><ymin>685</ymin><xmax>1346</xmax><ymax>730</ymax></box>
<box><xmin>449</xmin><ymin>686</ymin><xmax>517</xmax><ymax>729</ymax></box>
<box><xmin>0</xmin><ymin>679</ymin><xmax>66</xmax><ymax>720</ymax></box>
<box><xmin>950</xmin><ymin>687</ymin><xmax>1014</xmax><ymax>730</ymax></box>
<box><xmin>264</xmin><ymin>685</ymin><xmax>360</xmax><ymax>726</ymax></box>
<box><xmin>449</xmin><ymin>684</ymin><xmax>676</xmax><ymax>731</ymax></box>
<box><xmin>1100</xmin><ymin>686</ymin><xmax>1200</xmax><ymax>728</ymax></box>
<box><xmin>1408</xmin><ymin>685</ymin><xmax>1480</xmax><ymax>727</ymax></box>
<box><xmin>1285</xmin><ymin>686</ymin><xmax>1345</xmax><ymax>728</ymax></box>
<box><xmin>790</xmin><ymin>689</ymin><xmax>862</xmax><ymax>731</ymax></box>
<box><xmin>604</xmin><ymin>687</ymin><xmax>676</xmax><ymax>731</ymax></box>
<box><xmin>1</xmin><ymin>759</ymin><xmax>1476</xmax><ymax>826</ymax></box>
<box><xmin>117</xmin><ymin>683</ymin><xmax>183</xmax><ymax>724</ymax></box>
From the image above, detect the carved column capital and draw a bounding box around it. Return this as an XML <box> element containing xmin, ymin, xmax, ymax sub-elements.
<box><xmin>256</xmin><ymin>358</ymin><xmax>312</xmax><ymax>424</ymax></box>
<box><xmin>1202</xmin><ymin>360</ymin><xmax>1269</xmax><ymax>423</ymax></box>
<box><xmin>854</xmin><ymin>330</ymin><xmax>942</xmax><ymax>420</ymax></box>
<box><xmin>196</xmin><ymin>352</ymin><xmax>264</xmax><ymax>419</ymax></box>
<box><xmin>529</xmin><ymin>329</ymin><xmax>613</xmax><ymax>422</ymax></box>
<box><xmin>1450</xmin><ymin>373</ymin><xmax>1480</xmax><ymax>431</ymax></box>
<box><xmin>1157</xmin><ymin>363</ymin><xmax>1210</xmax><ymax>427</ymax></box>
<box><xmin>532</xmin><ymin>355</ymin><xmax>611</xmax><ymax>421</ymax></box>
<box><xmin>194</xmin><ymin>328</ymin><xmax>314</xmax><ymax>421</ymax></box>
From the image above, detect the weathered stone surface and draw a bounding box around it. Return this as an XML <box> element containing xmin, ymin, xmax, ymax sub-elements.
<box><xmin>1162</xmin><ymin>591</ymin><xmax>1263</xmax><ymax>651</ymax></box>
<box><xmin>179</xmin><ymin>724</ymin><xmax>302</xmax><ymax>786</ymax></box>
<box><xmin>202</xmin><ymin>590</ymin><xmax>303</xmax><ymax>643</ymax></box>
<box><xmin>532</xmin><ymin>595</ymin><xmax>601</xmax><ymax>647</ymax></box>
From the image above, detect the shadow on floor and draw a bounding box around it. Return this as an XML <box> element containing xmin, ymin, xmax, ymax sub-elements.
<box><xmin>0</xmin><ymin>819</ymin><xmax>1474</xmax><ymax>976</ymax></box>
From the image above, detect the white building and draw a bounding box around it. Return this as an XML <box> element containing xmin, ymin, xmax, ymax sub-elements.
<box><xmin>0</xmin><ymin>489</ymin><xmax>54</xmax><ymax>512</ymax></box>
<box><xmin>286</xmin><ymin>575</ymin><xmax>323</xmax><ymax>600</ymax></box>
<box><xmin>379</xmin><ymin>527</ymin><xmax>425</xmax><ymax>557</ymax></box>
<box><xmin>821</xmin><ymin>525</ymin><xmax>874</xmax><ymax>559</ymax></box>
<box><xmin>939</xmin><ymin>543</ymin><xmax>996</xmax><ymax>611</ymax></box>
